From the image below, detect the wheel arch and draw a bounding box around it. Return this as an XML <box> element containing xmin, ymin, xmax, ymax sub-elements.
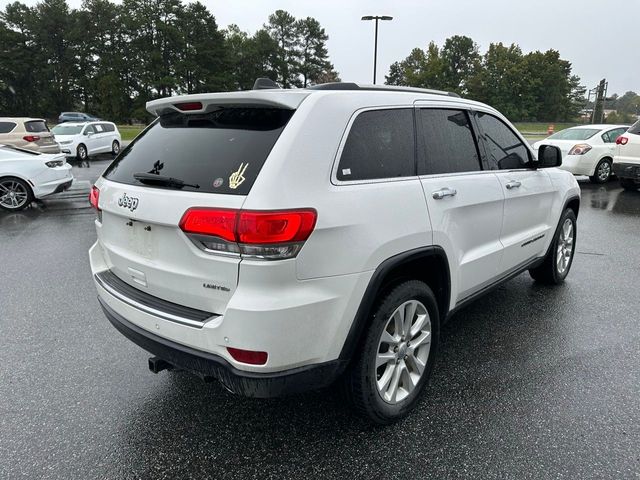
<box><xmin>338</xmin><ymin>246</ymin><xmax>451</xmax><ymax>362</ymax></box>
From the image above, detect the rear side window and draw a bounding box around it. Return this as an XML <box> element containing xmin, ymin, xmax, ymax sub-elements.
<box><xmin>602</xmin><ymin>128</ymin><xmax>627</xmax><ymax>143</ymax></box>
<box><xmin>337</xmin><ymin>109</ymin><xmax>415</xmax><ymax>181</ymax></box>
<box><xmin>476</xmin><ymin>112</ymin><xmax>530</xmax><ymax>170</ymax></box>
<box><xmin>24</xmin><ymin>121</ymin><xmax>49</xmax><ymax>133</ymax></box>
<box><xmin>418</xmin><ymin>109</ymin><xmax>480</xmax><ymax>174</ymax></box>
<box><xmin>94</xmin><ymin>124</ymin><xmax>104</xmax><ymax>132</ymax></box>
<box><xmin>0</xmin><ymin>122</ymin><xmax>16</xmax><ymax>134</ymax></box>
<box><xmin>103</xmin><ymin>107</ymin><xmax>294</xmax><ymax>195</ymax></box>
<box><xmin>628</xmin><ymin>120</ymin><xmax>640</xmax><ymax>135</ymax></box>
<box><xmin>101</xmin><ymin>123</ymin><xmax>115</xmax><ymax>132</ymax></box>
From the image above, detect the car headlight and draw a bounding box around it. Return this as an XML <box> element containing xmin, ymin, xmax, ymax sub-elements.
<box><xmin>58</xmin><ymin>140</ymin><xmax>73</xmax><ymax>145</ymax></box>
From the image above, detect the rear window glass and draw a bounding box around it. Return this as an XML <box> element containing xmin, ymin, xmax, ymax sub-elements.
<box><xmin>548</xmin><ymin>128</ymin><xmax>599</xmax><ymax>140</ymax></box>
<box><xmin>0</xmin><ymin>122</ymin><xmax>16</xmax><ymax>133</ymax></box>
<box><xmin>25</xmin><ymin>121</ymin><xmax>49</xmax><ymax>133</ymax></box>
<box><xmin>628</xmin><ymin>120</ymin><xmax>640</xmax><ymax>136</ymax></box>
<box><xmin>337</xmin><ymin>109</ymin><xmax>415</xmax><ymax>181</ymax></box>
<box><xmin>103</xmin><ymin>107</ymin><xmax>294</xmax><ymax>195</ymax></box>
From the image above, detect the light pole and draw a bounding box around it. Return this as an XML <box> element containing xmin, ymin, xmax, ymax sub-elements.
<box><xmin>361</xmin><ymin>15</ymin><xmax>393</xmax><ymax>84</ymax></box>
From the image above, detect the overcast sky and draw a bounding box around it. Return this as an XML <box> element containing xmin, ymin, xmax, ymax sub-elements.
<box><xmin>3</xmin><ymin>0</ymin><xmax>638</xmax><ymax>95</ymax></box>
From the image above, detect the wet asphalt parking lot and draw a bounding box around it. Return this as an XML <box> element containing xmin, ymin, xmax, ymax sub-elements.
<box><xmin>1</xmin><ymin>158</ymin><xmax>639</xmax><ymax>479</ymax></box>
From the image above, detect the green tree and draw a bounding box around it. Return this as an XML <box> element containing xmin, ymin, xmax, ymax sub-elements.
<box><xmin>296</xmin><ymin>17</ymin><xmax>336</xmax><ymax>87</ymax></box>
<box><xmin>265</xmin><ymin>10</ymin><xmax>300</xmax><ymax>87</ymax></box>
<box><xmin>440</xmin><ymin>35</ymin><xmax>480</xmax><ymax>94</ymax></box>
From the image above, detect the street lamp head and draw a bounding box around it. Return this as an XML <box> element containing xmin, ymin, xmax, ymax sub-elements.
<box><xmin>361</xmin><ymin>15</ymin><xmax>393</xmax><ymax>21</ymax></box>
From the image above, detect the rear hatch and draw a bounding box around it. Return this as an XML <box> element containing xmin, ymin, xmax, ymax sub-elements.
<box><xmin>96</xmin><ymin>105</ymin><xmax>295</xmax><ymax>314</ymax></box>
<box><xmin>24</xmin><ymin>120</ymin><xmax>57</xmax><ymax>148</ymax></box>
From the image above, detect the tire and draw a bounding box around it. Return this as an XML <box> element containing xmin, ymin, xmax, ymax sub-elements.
<box><xmin>344</xmin><ymin>280</ymin><xmax>440</xmax><ymax>424</ymax></box>
<box><xmin>77</xmin><ymin>144</ymin><xmax>88</xmax><ymax>161</ymax></box>
<box><xmin>0</xmin><ymin>176</ymin><xmax>34</xmax><ymax>211</ymax></box>
<box><xmin>620</xmin><ymin>178</ymin><xmax>637</xmax><ymax>191</ymax></box>
<box><xmin>111</xmin><ymin>140</ymin><xmax>120</xmax><ymax>156</ymax></box>
<box><xmin>589</xmin><ymin>158</ymin><xmax>612</xmax><ymax>184</ymax></box>
<box><xmin>529</xmin><ymin>208</ymin><xmax>577</xmax><ymax>285</ymax></box>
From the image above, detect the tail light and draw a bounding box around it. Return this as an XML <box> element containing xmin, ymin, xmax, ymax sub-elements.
<box><xmin>179</xmin><ymin>208</ymin><xmax>317</xmax><ymax>260</ymax></box>
<box><xmin>568</xmin><ymin>144</ymin><xmax>592</xmax><ymax>155</ymax></box>
<box><xmin>616</xmin><ymin>136</ymin><xmax>629</xmax><ymax>145</ymax></box>
<box><xmin>174</xmin><ymin>102</ymin><xmax>203</xmax><ymax>111</ymax></box>
<box><xmin>89</xmin><ymin>186</ymin><xmax>100</xmax><ymax>209</ymax></box>
<box><xmin>23</xmin><ymin>135</ymin><xmax>40</xmax><ymax>142</ymax></box>
<box><xmin>227</xmin><ymin>347</ymin><xmax>268</xmax><ymax>365</ymax></box>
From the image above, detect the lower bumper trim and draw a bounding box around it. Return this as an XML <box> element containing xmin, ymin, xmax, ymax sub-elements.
<box><xmin>98</xmin><ymin>297</ymin><xmax>347</xmax><ymax>398</ymax></box>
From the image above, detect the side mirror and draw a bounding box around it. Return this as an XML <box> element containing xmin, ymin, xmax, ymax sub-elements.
<box><xmin>537</xmin><ymin>145</ymin><xmax>562</xmax><ymax>168</ymax></box>
<box><xmin>86</xmin><ymin>131</ymin><xmax>93</xmax><ymax>137</ymax></box>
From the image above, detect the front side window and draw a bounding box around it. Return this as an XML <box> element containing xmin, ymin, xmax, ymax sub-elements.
<box><xmin>417</xmin><ymin>109</ymin><xmax>480</xmax><ymax>175</ymax></box>
<box><xmin>476</xmin><ymin>112</ymin><xmax>530</xmax><ymax>170</ymax></box>
<box><xmin>83</xmin><ymin>125</ymin><xmax>96</xmax><ymax>135</ymax></box>
<box><xmin>337</xmin><ymin>109</ymin><xmax>415</xmax><ymax>181</ymax></box>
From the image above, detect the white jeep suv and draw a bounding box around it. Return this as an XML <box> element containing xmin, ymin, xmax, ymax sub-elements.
<box><xmin>89</xmin><ymin>82</ymin><xmax>580</xmax><ymax>424</ymax></box>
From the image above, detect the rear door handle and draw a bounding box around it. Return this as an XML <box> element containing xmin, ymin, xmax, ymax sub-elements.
<box><xmin>432</xmin><ymin>187</ymin><xmax>457</xmax><ymax>200</ymax></box>
<box><xmin>505</xmin><ymin>180</ymin><xmax>521</xmax><ymax>190</ymax></box>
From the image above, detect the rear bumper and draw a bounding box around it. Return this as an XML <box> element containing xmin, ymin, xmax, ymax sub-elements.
<box><xmin>32</xmin><ymin>165</ymin><xmax>74</xmax><ymax>198</ymax></box>
<box><xmin>559</xmin><ymin>154</ymin><xmax>598</xmax><ymax>176</ymax></box>
<box><xmin>613</xmin><ymin>162</ymin><xmax>640</xmax><ymax>181</ymax></box>
<box><xmin>99</xmin><ymin>297</ymin><xmax>346</xmax><ymax>397</ymax></box>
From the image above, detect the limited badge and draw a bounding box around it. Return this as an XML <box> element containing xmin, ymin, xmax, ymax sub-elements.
<box><xmin>229</xmin><ymin>163</ymin><xmax>248</xmax><ymax>189</ymax></box>
<box><xmin>213</xmin><ymin>177</ymin><xmax>224</xmax><ymax>188</ymax></box>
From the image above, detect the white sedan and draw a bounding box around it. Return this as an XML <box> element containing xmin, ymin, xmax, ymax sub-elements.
<box><xmin>533</xmin><ymin>124</ymin><xmax>629</xmax><ymax>183</ymax></box>
<box><xmin>0</xmin><ymin>145</ymin><xmax>73</xmax><ymax>211</ymax></box>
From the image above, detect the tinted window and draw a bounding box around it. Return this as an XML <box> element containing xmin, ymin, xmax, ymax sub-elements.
<box><xmin>628</xmin><ymin>120</ymin><xmax>640</xmax><ymax>135</ymax></box>
<box><xmin>418</xmin><ymin>109</ymin><xmax>480</xmax><ymax>174</ymax></box>
<box><xmin>83</xmin><ymin>125</ymin><xmax>96</xmax><ymax>135</ymax></box>
<box><xmin>101</xmin><ymin>123</ymin><xmax>115</xmax><ymax>132</ymax></box>
<box><xmin>476</xmin><ymin>112</ymin><xmax>530</xmax><ymax>170</ymax></box>
<box><xmin>94</xmin><ymin>124</ymin><xmax>104</xmax><ymax>132</ymax></box>
<box><xmin>337</xmin><ymin>109</ymin><xmax>415</xmax><ymax>181</ymax></box>
<box><xmin>602</xmin><ymin>128</ymin><xmax>627</xmax><ymax>143</ymax></box>
<box><xmin>0</xmin><ymin>122</ymin><xmax>16</xmax><ymax>134</ymax></box>
<box><xmin>24</xmin><ymin>120</ymin><xmax>49</xmax><ymax>133</ymax></box>
<box><xmin>104</xmin><ymin>107</ymin><xmax>294</xmax><ymax>195</ymax></box>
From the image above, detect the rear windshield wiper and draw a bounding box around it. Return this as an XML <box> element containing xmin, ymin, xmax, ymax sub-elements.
<box><xmin>133</xmin><ymin>172</ymin><xmax>200</xmax><ymax>189</ymax></box>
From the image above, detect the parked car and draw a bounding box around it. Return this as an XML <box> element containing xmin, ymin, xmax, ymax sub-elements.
<box><xmin>58</xmin><ymin>112</ymin><xmax>100</xmax><ymax>123</ymax></box>
<box><xmin>532</xmin><ymin>124</ymin><xmax>629</xmax><ymax>183</ymax></box>
<box><xmin>52</xmin><ymin>122</ymin><xmax>121</xmax><ymax>161</ymax></box>
<box><xmin>613</xmin><ymin>119</ymin><xmax>640</xmax><ymax>191</ymax></box>
<box><xmin>0</xmin><ymin>117</ymin><xmax>60</xmax><ymax>154</ymax></box>
<box><xmin>89</xmin><ymin>82</ymin><xmax>579</xmax><ymax>424</ymax></box>
<box><xmin>0</xmin><ymin>144</ymin><xmax>73</xmax><ymax>211</ymax></box>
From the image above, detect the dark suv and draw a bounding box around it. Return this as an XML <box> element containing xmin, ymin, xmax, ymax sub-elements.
<box><xmin>58</xmin><ymin>112</ymin><xmax>100</xmax><ymax>124</ymax></box>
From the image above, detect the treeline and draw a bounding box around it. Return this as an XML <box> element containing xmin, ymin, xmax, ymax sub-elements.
<box><xmin>0</xmin><ymin>0</ymin><xmax>338</xmax><ymax>122</ymax></box>
<box><xmin>386</xmin><ymin>36</ymin><xmax>586</xmax><ymax>122</ymax></box>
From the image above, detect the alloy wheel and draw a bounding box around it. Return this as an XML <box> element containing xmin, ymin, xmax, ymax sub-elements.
<box><xmin>375</xmin><ymin>300</ymin><xmax>431</xmax><ymax>404</ymax></box>
<box><xmin>556</xmin><ymin>218</ymin><xmax>574</xmax><ymax>274</ymax></box>
<box><xmin>597</xmin><ymin>161</ymin><xmax>611</xmax><ymax>182</ymax></box>
<box><xmin>0</xmin><ymin>179</ymin><xmax>29</xmax><ymax>210</ymax></box>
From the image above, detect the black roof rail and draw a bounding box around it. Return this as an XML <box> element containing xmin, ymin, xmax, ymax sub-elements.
<box><xmin>308</xmin><ymin>82</ymin><xmax>460</xmax><ymax>98</ymax></box>
<box><xmin>253</xmin><ymin>78</ymin><xmax>281</xmax><ymax>90</ymax></box>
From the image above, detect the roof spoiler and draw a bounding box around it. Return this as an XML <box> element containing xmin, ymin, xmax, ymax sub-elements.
<box><xmin>253</xmin><ymin>78</ymin><xmax>280</xmax><ymax>90</ymax></box>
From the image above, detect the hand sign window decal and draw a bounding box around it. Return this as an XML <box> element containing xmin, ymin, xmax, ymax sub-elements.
<box><xmin>229</xmin><ymin>163</ymin><xmax>248</xmax><ymax>189</ymax></box>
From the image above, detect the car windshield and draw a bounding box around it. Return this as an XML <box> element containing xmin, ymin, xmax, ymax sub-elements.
<box><xmin>52</xmin><ymin>125</ymin><xmax>83</xmax><ymax>135</ymax></box>
<box><xmin>548</xmin><ymin>128</ymin><xmax>599</xmax><ymax>141</ymax></box>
